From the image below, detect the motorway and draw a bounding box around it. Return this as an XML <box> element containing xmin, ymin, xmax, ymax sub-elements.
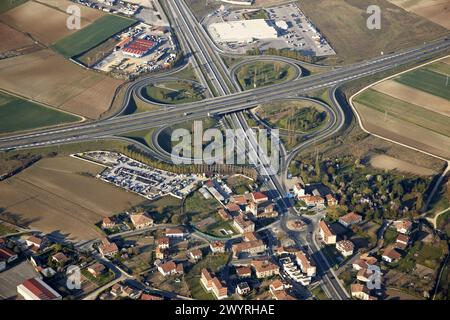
<box><xmin>1</xmin><ymin>0</ymin><xmax>449</xmax><ymax>301</ymax></box>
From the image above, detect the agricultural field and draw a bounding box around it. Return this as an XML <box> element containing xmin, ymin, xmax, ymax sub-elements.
<box><xmin>0</xmin><ymin>156</ymin><xmax>144</xmax><ymax>240</ymax></box>
<box><xmin>388</xmin><ymin>0</ymin><xmax>450</xmax><ymax>29</ymax></box>
<box><xmin>298</xmin><ymin>0</ymin><xmax>449</xmax><ymax>64</ymax></box>
<box><xmin>353</xmin><ymin>59</ymin><xmax>450</xmax><ymax>159</ymax></box>
<box><xmin>235</xmin><ymin>61</ymin><xmax>297</xmax><ymax>90</ymax></box>
<box><xmin>0</xmin><ymin>0</ymin><xmax>28</xmax><ymax>14</ymax></box>
<box><xmin>370</xmin><ymin>155</ymin><xmax>437</xmax><ymax>176</ymax></box>
<box><xmin>0</xmin><ymin>49</ymin><xmax>123</xmax><ymax>119</ymax></box>
<box><xmin>0</xmin><ymin>92</ymin><xmax>80</xmax><ymax>134</ymax></box>
<box><xmin>77</xmin><ymin>38</ymin><xmax>120</xmax><ymax>68</ymax></box>
<box><xmin>0</xmin><ymin>0</ymin><xmax>105</xmax><ymax>45</ymax></box>
<box><xmin>0</xmin><ymin>22</ymin><xmax>39</xmax><ymax>55</ymax></box>
<box><xmin>143</xmin><ymin>81</ymin><xmax>206</xmax><ymax>105</ymax></box>
<box><xmin>52</xmin><ymin>14</ymin><xmax>137</xmax><ymax>58</ymax></box>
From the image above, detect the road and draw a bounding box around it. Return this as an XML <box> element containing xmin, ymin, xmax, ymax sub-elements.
<box><xmin>0</xmin><ymin>39</ymin><xmax>448</xmax><ymax>151</ymax></box>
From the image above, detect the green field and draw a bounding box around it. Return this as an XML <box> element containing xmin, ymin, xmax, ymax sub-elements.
<box><xmin>423</xmin><ymin>61</ymin><xmax>450</xmax><ymax>76</ymax></box>
<box><xmin>354</xmin><ymin>89</ymin><xmax>450</xmax><ymax>137</ymax></box>
<box><xmin>0</xmin><ymin>93</ymin><xmax>80</xmax><ymax>134</ymax></box>
<box><xmin>395</xmin><ymin>68</ymin><xmax>450</xmax><ymax>101</ymax></box>
<box><xmin>144</xmin><ymin>81</ymin><xmax>205</xmax><ymax>105</ymax></box>
<box><xmin>52</xmin><ymin>15</ymin><xmax>137</xmax><ymax>58</ymax></box>
<box><xmin>0</xmin><ymin>0</ymin><xmax>27</xmax><ymax>14</ymax></box>
<box><xmin>236</xmin><ymin>61</ymin><xmax>297</xmax><ymax>90</ymax></box>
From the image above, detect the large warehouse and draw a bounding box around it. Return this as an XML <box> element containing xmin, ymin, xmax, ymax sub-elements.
<box><xmin>209</xmin><ymin>19</ymin><xmax>278</xmax><ymax>43</ymax></box>
<box><xmin>17</xmin><ymin>277</ymin><xmax>62</xmax><ymax>300</ymax></box>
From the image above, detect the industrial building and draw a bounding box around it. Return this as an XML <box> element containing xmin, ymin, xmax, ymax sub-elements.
<box><xmin>123</xmin><ymin>38</ymin><xmax>156</xmax><ymax>58</ymax></box>
<box><xmin>209</xmin><ymin>19</ymin><xmax>278</xmax><ymax>43</ymax></box>
<box><xmin>17</xmin><ymin>278</ymin><xmax>62</xmax><ymax>300</ymax></box>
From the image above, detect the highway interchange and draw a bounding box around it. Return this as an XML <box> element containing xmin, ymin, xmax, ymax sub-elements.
<box><xmin>1</xmin><ymin>0</ymin><xmax>450</xmax><ymax>300</ymax></box>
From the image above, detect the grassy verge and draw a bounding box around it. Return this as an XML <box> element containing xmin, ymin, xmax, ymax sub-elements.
<box><xmin>235</xmin><ymin>61</ymin><xmax>297</xmax><ymax>90</ymax></box>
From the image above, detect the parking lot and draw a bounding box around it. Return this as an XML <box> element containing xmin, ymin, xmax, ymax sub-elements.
<box><xmin>204</xmin><ymin>3</ymin><xmax>335</xmax><ymax>57</ymax></box>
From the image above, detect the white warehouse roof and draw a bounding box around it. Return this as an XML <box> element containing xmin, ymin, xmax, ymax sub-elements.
<box><xmin>209</xmin><ymin>19</ymin><xmax>278</xmax><ymax>43</ymax></box>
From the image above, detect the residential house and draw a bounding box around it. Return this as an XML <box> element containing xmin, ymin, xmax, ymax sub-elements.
<box><xmin>233</xmin><ymin>214</ymin><xmax>255</xmax><ymax>234</ymax></box>
<box><xmin>155</xmin><ymin>246</ymin><xmax>166</xmax><ymax>260</ymax></box>
<box><xmin>338</xmin><ymin>212</ymin><xmax>362</xmax><ymax>227</ymax></box>
<box><xmin>232</xmin><ymin>240</ymin><xmax>266</xmax><ymax>258</ymax></box>
<box><xmin>158</xmin><ymin>261</ymin><xmax>183</xmax><ymax>276</ymax></box>
<box><xmin>295</xmin><ymin>250</ymin><xmax>316</xmax><ymax>277</ymax></box>
<box><xmin>210</xmin><ymin>241</ymin><xmax>225</xmax><ymax>253</ymax></box>
<box><xmin>157</xmin><ymin>237</ymin><xmax>170</xmax><ymax>249</ymax></box>
<box><xmin>51</xmin><ymin>252</ymin><xmax>69</xmax><ymax>265</ymax></box>
<box><xmin>396</xmin><ymin>234</ymin><xmax>410</xmax><ymax>250</ymax></box>
<box><xmin>293</xmin><ymin>183</ymin><xmax>305</xmax><ymax>198</ymax></box>
<box><xmin>251</xmin><ymin>259</ymin><xmax>279</xmax><ymax>278</ymax></box>
<box><xmin>356</xmin><ymin>268</ymin><xmax>372</xmax><ymax>283</ymax></box>
<box><xmin>394</xmin><ymin>220</ymin><xmax>413</xmax><ymax>235</ymax></box>
<box><xmin>336</xmin><ymin>240</ymin><xmax>354</xmax><ymax>257</ymax></box>
<box><xmin>87</xmin><ymin>262</ymin><xmax>106</xmax><ymax>278</ymax></box>
<box><xmin>218</xmin><ymin>208</ymin><xmax>232</xmax><ymax>221</ymax></box>
<box><xmin>226</xmin><ymin>203</ymin><xmax>242</xmax><ymax>215</ymax></box>
<box><xmin>319</xmin><ymin>221</ymin><xmax>336</xmax><ymax>245</ymax></box>
<box><xmin>302</xmin><ymin>195</ymin><xmax>325</xmax><ymax>207</ymax></box>
<box><xmin>99</xmin><ymin>239</ymin><xmax>119</xmax><ymax>257</ymax></box>
<box><xmin>326</xmin><ymin>194</ymin><xmax>338</xmax><ymax>206</ymax></box>
<box><xmin>351</xmin><ymin>284</ymin><xmax>376</xmax><ymax>300</ymax></box>
<box><xmin>243</xmin><ymin>232</ymin><xmax>258</xmax><ymax>242</ymax></box>
<box><xmin>236</xmin><ymin>282</ymin><xmax>251</xmax><ymax>296</ymax></box>
<box><xmin>200</xmin><ymin>268</ymin><xmax>228</xmax><ymax>300</ymax></box>
<box><xmin>102</xmin><ymin>217</ymin><xmax>116</xmax><ymax>229</ymax></box>
<box><xmin>382</xmin><ymin>246</ymin><xmax>402</xmax><ymax>263</ymax></box>
<box><xmin>141</xmin><ymin>293</ymin><xmax>164</xmax><ymax>300</ymax></box>
<box><xmin>130</xmin><ymin>212</ymin><xmax>153</xmax><ymax>230</ymax></box>
<box><xmin>251</xmin><ymin>191</ymin><xmax>268</xmax><ymax>204</ymax></box>
<box><xmin>26</xmin><ymin>235</ymin><xmax>47</xmax><ymax>251</ymax></box>
<box><xmin>235</xmin><ymin>266</ymin><xmax>252</xmax><ymax>278</ymax></box>
<box><xmin>189</xmin><ymin>249</ymin><xmax>203</xmax><ymax>261</ymax></box>
<box><xmin>0</xmin><ymin>247</ymin><xmax>18</xmax><ymax>264</ymax></box>
<box><xmin>111</xmin><ymin>283</ymin><xmax>123</xmax><ymax>297</ymax></box>
<box><xmin>165</xmin><ymin>228</ymin><xmax>186</xmax><ymax>238</ymax></box>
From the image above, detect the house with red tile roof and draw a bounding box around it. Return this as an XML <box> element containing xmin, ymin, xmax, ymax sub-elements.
<box><xmin>319</xmin><ymin>220</ymin><xmax>336</xmax><ymax>244</ymax></box>
<box><xmin>338</xmin><ymin>212</ymin><xmax>362</xmax><ymax>227</ymax></box>
<box><xmin>200</xmin><ymin>268</ymin><xmax>228</xmax><ymax>300</ymax></box>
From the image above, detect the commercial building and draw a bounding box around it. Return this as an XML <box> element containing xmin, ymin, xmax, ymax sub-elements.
<box><xmin>17</xmin><ymin>278</ymin><xmax>62</xmax><ymax>300</ymax></box>
<box><xmin>209</xmin><ymin>19</ymin><xmax>278</xmax><ymax>43</ymax></box>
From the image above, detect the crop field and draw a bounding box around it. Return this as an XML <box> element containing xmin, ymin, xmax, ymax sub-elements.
<box><xmin>0</xmin><ymin>22</ymin><xmax>38</xmax><ymax>54</ymax></box>
<box><xmin>372</xmin><ymin>80</ymin><xmax>450</xmax><ymax>117</ymax></box>
<box><xmin>370</xmin><ymin>155</ymin><xmax>437</xmax><ymax>176</ymax></box>
<box><xmin>353</xmin><ymin>58</ymin><xmax>450</xmax><ymax>160</ymax></box>
<box><xmin>0</xmin><ymin>0</ymin><xmax>28</xmax><ymax>14</ymax></box>
<box><xmin>395</xmin><ymin>68</ymin><xmax>450</xmax><ymax>101</ymax></box>
<box><xmin>298</xmin><ymin>0</ymin><xmax>449</xmax><ymax>64</ymax></box>
<box><xmin>0</xmin><ymin>49</ymin><xmax>123</xmax><ymax>119</ymax></box>
<box><xmin>52</xmin><ymin>14</ymin><xmax>137</xmax><ymax>58</ymax></box>
<box><xmin>388</xmin><ymin>0</ymin><xmax>450</xmax><ymax>29</ymax></box>
<box><xmin>355</xmin><ymin>90</ymin><xmax>450</xmax><ymax>137</ymax></box>
<box><xmin>0</xmin><ymin>92</ymin><xmax>80</xmax><ymax>134</ymax></box>
<box><xmin>0</xmin><ymin>156</ymin><xmax>143</xmax><ymax>240</ymax></box>
<box><xmin>236</xmin><ymin>61</ymin><xmax>297</xmax><ymax>90</ymax></box>
<box><xmin>0</xmin><ymin>0</ymin><xmax>105</xmax><ymax>45</ymax></box>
